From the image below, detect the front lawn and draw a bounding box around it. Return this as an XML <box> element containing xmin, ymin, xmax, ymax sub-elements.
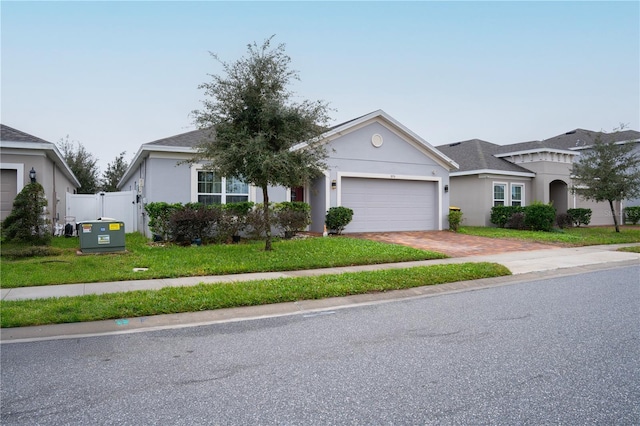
<box><xmin>0</xmin><ymin>262</ymin><xmax>510</xmax><ymax>328</ymax></box>
<box><xmin>0</xmin><ymin>233</ymin><xmax>446</xmax><ymax>288</ymax></box>
<box><xmin>459</xmin><ymin>225</ymin><xmax>640</xmax><ymax>246</ymax></box>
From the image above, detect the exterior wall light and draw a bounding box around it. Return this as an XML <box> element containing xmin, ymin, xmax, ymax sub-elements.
<box><xmin>331</xmin><ymin>180</ymin><xmax>337</xmax><ymax>190</ymax></box>
<box><xmin>444</xmin><ymin>184</ymin><xmax>449</xmax><ymax>193</ymax></box>
<box><xmin>29</xmin><ymin>167</ymin><xmax>37</xmax><ymax>183</ymax></box>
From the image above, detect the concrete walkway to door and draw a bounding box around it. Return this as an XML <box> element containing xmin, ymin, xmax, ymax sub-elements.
<box><xmin>348</xmin><ymin>231</ymin><xmax>561</xmax><ymax>257</ymax></box>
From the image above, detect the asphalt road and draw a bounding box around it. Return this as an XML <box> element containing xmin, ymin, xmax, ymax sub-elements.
<box><xmin>2</xmin><ymin>266</ymin><xmax>639</xmax><ymax>425</ymax></box>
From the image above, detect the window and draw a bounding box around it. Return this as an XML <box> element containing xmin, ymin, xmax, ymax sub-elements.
<box><xmin>493</xmin><ymin>183</ymin><xmax>506</xmax><ymax>206</ymax></box>
<box><xmin>511</xmin><ymin>184</ymin><xmax>524</xmax><ymax>207</ymax></box>
<box><xmin>197</xmin><ymin>171</ymin><xmax>248</xmax><ymax>205</ymax></box>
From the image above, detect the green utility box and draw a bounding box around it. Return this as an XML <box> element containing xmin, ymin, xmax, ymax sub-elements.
<box><xmin>78</xmin><ymin>220</ymin><xmax>125</xmax><ymax>253</ymax></box>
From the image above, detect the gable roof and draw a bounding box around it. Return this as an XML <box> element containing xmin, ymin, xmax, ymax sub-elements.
<box><xmin>118</xmin><ymin>110</ymin><xmax>459</xmax><ymax>188</ymax></box>
<box><xmin>436</xmin><ymin>139</ymin><xmax>535</xmax><ymax>177</ymax></box>
<box><xmin>0</xmin><ymin>124</ymin><xmax>81</xmax><ymax>187</ymax></box>
<box><xmin>295</xmin><ymin>109</ymin><xmax>459</xmax><ymax>170</ymax></box>
<box><xmin>438</xmin><ymin>128</ymin><xmax>640</xmax><ymax>177</ymax></box>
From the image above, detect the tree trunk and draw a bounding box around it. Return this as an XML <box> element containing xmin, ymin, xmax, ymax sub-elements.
<box><xmin>262</xmin><ymin>186</ymin><xmax>272</xmax><ymax>251</ymax></box>
<box><xmin>609</xmin><ymin>199</ymin><xmax>620</xmax><ymax>233</ymax></box>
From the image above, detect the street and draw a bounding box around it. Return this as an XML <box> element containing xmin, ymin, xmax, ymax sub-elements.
<box><xmin>2</xmin><ymin>265</ymin><xmax>639</xmax><ymax>425</ymax></box>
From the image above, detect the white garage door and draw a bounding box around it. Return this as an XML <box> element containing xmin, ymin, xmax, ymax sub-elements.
<box><xmin>341</xmin><ymin>178</ymin><xmax>437</xmax><ymax>232</ymax></box>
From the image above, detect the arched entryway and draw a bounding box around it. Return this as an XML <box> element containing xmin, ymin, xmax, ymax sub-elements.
<box><xmin>549</xmin><ymin>180</ymin><xmax>568</xmax><ymax>213</ymax></box>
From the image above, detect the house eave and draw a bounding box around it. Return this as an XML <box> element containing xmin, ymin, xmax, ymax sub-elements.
<box><xmin>495</xmin><ymin>148</ymin><xmax>578</xmax><ymax>158</ymax></box>
<box><xmin>0</xmin><ymin>140</ymin><xmax>81</xmax><ymax>187</ymax></box>
<box><xmin>450</xmin><ymin>169</ymin><xmax>536</xmax><ymax>178</ymax></box>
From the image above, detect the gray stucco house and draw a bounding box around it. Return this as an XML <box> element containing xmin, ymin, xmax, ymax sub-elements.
<box><xmin>437</xmin><ymin>129</ymin><xmax>640</xmax><ymax>227</ymax></box>
<box><xmin>1</xmin><ymin>124</ymin><xmax>80</xmax><ymax>229</ymax></box>
<box><xmin>118</xmin><ymin>110</ymin><xmax>458</xmax><ymax>236</ymax></box>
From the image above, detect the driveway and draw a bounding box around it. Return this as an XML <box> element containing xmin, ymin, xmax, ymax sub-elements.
<box><xmin>348</xmin><ymin>231</ymin><xmax>560</xmax><ymax>257</ymax></box>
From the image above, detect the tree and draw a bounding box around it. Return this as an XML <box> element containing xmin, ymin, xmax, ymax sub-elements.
<box><xmin>58</xmin><ymin>135</ymin><xmax>100</xmax><ymax>194</ymax></box>
<box><xmin>190</xmin><ymin>36</ymin><xmax>331</xmax><ymax>250</ymax></box>
<box><xmin>102</xmin><ymin>151</ymin><xmax>128</xmax><ymax>192</ymax></box>
<box><xmin>571</xmin><ymin>131</ymin><xmax>640</xmax><ymax>232</ymax></box>
<box><xmin>1</xmin><ymin>182</ymin><xmax>51</xmax><ymax>244</ymax></box>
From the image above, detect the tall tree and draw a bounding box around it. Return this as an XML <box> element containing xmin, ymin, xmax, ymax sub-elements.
<box><xmin>101</xmin><ymin>151</ymin><xmax>128</xmax><ymax>192</ymax></box>
<box><xmin>190</xmin><ymin>36</ymin><xmax>332</xmax><ymax>250</ymax></box>
<box><xmin>571</xmin><ymin>131</ymin><xmax>640</xmax><ymax>232</ymax></box>
<box><xmin>58</xmin><ymin>135</ymin><xmax>100</xmax><ymax>194</ymax></box>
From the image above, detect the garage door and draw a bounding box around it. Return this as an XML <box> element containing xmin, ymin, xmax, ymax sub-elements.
<box><xmin>1</xmin><ymin>169</ymin><xmax>18</xmax><ymax>221</ymax></box>
<box><xmin>341</xmin><ymin>177</ymin><xmax>437</xmax><ymax>232</ymax></box>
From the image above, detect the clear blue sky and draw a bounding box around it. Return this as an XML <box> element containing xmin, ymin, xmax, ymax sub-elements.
<box><xmin>2</xmin><ymin>1</ymin><xmax>639</xmax><ymax>172</ymax></box>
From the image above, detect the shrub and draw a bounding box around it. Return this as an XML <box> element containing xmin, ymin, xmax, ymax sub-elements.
<box><xmin>145</xmin><ymin>202</ymin><xmax>183</xmax><ymax>241</ymax></box>
<box><xmin>325</xmin><ymin>206</ymin><xmax>354</xmax><ymax>235</ymax></box>
<box><xmin>523</xmin><ymin>202</ymin><xmax>556</xmax><ymax>232</ymax></box>
<box><xmin>275</xmin><ymin>202</ymin><xmax>311</xmax><ymax>238</ymax></box>
<box><xmin>244</xmin><ymin>203</ymin><xmax>274</xmax><ymax>240</ymax></box>
<box><xmin>567</xmin><ymin>208</ymin><xmax>592</xmax><ymax>227</ymax></box>
<box><xmin>624</xmin><ymin>206</ymin><xmax>640</xmax><ymax>225</ymax></box>
<box><xmin>168</xmin><ymin>204</ymin><xmax>220</xmax><ymax>244</ymax></box>
<box><xmin>222</xmin><ymin>202</ymin><xmax>255</xmax><ymax>241</ymax></box>
<box><xmin>490</xmin><ymin>205</ymin><xmax>524</xmax><ymax>228</ymax></box>
<box><xmin>507</xmin><ymin>212</ymin><xmax>526</xmax><ymax>230</ymax></box>
<box><xmin>556</xmin><ymin>212</ymin><xmax>572</xmax><ymax>229</ymax></box>
<box><xmin>1</xmin><ymin>182</ymin><xmax>51</xmax><ymax>245</ymax></box>
<box><xmin>448</xmin><ymin>209</ymin><xmax>463</xmax><ymax>232</ymax></box>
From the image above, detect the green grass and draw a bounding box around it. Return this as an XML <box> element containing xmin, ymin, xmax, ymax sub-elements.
<box><xmin>618</xmin><ymin>246</ymin><xmax>640</xmax><ymax>253</ymax></box>
<box><xmin>0</xmin><ymin>262</ymin><xmax>510</xmax><ymax>328</ymax></box>
<box><xmin>459</xmin><ymin>225</ymin><xmax>640</xmax><ymax>246</ymax></box>
<box><xmin>0</xmin><ymin>234</ymin><xmax>446</xmax><ymax>288</ymax></box>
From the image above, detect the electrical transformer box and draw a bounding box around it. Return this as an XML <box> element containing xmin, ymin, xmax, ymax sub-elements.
<box><xmin>78</xmin><ymin>220</ymin><xmax>125</xmax><ymax>253</ymax></box>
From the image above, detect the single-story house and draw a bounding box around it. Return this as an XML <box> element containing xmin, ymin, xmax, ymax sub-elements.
<box><xmin>1</xmin><ymin>124</ymin><xmax>81</xmax><ymax>230</ymax></box>
<box><xmin>436</xmin><ymin>128</ymin><xmax>640</xmax><ymax>227</ymax></box>
<box><xmin>118</xmin><ymin>110</ymin><xmax>458</xmax><ymax>236</ymax></box>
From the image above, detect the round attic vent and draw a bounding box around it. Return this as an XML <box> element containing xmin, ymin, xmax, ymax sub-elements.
<box><xmin>371</xmin><ymin>133</ymin><xmax>383</xmax><ymax>148</ymax></box>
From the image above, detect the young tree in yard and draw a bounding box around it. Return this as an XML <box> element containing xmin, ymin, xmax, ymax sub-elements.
<box><xmin>58</xmin><ymin>135</ymin><xmax>100</xmax><ymax>194</ymax></box>
<box><xmin>571</xmin><ymin>132</ymin><xmax>640</xmax><ymax>232</ymax></box>
<box><xmin>1</xmin><ymin>182</ymin><xmax>51</xmax><ymax>244</ymax></box>
<box><xmin>101</xmin><ymin>151</ymin><xmax>128</xmax><ymax>192</ymax></box>
<box><xmin>190</xmin><ymin>36</ymin><xmax>332</xmax><ymax>251</ymax></box>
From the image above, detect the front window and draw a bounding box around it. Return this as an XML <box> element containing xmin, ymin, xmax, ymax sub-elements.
<box><xmin>197</xmin><ymin>171</ymin><xmax>248</xmax><ymax>205</ymax></box>
<box><xmin>493</xmin><ymin>183</ymin><xmax>506</xmax><ymax>206</ymax></box>
<box><xmin>511</xmin><ymin>184</ymin><xmax>524</xmax><ymax>207</ymax></box>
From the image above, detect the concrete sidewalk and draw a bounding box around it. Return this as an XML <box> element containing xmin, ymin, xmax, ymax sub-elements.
<box><xmin>2</xmin><ymin>244</ymin><xmax>638</xmax><ymax>302</ymax></box>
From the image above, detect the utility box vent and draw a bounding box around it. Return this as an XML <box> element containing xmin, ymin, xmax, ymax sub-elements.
<box><xmin>78</xmin><ymin>219</ymin><xmax>125</xmax><ymax>253</ymax></box>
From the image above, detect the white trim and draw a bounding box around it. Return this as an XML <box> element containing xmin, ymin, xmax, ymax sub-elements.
<box><xmin>324</xmin><ymin>170</ymin><xmax>331</xmax><ymax>216</ymax></box>
<box><xmin>0</xmin><ymin>141</ymin><xmax>80</xmax><ymax>187</ymax></box>
<box><xmin>493</xmin><ymin>181</ymin><xmax>507</xmax><ymax>206</ymax></box>
<box><xmin>510</xmin><ymin>183</ymin><xmax>525</xmax><ymax>207</ymax></box>
<box><xmin>190</xmin><ymin>164</ymin><xmax>251</xmax><ymax>204</ymax></box>
<box><xmin>1</xmin><ymin>163</ymin><xmax>25</xmax><ymax>190</ymax></box>
<box><xmin>336</xmin><ymin>171</ymin><xmax>443</xmax><ymax>231</ymax></box>
<box><xmin>451</xmin><ymin>169</ymin><xmax>536</xmax><ymax>178</ymax></box>
<box><xmin>495</xmin><ymin>148</ymin><xmax>576</xmax><ymax>157</ymax></box>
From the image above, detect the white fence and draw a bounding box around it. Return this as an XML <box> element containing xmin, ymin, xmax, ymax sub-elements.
<box><xmin>66</xmin><ymin>191</ymin><xmax>137</xmax><ymax>233</ymax></box>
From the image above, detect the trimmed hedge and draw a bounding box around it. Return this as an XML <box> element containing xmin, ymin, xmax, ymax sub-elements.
<box><xmin>567</xmin><ymin>208</ymin><xmax>592</xmax><ymax>227</ymax></box>
<box><xmin>490</xmin><ymin>202</ymin><xmax>556</xmax><ymax>231</ymax></box>
<box><xmin>624</xmin><ymin>206</ymin><xmax>640</xmax><ymax>225</ymax></box>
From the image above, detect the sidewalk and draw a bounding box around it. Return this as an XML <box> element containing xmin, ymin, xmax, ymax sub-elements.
<box><xmin>1</xmin><ymin>244</ymin><xmax>638</xmax><ymax>342</ymax></box>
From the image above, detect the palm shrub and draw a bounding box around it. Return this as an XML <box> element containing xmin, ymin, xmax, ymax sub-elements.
<box><xmin>1</xmin><ymin>182</ymin><xmax>51</xmax><ymax>245</ymax></box>
<box><xmin>275</xmin><ymin>202</ymin><xmax>311</xmax><ymax>238</ymax></box>
<box><xmin>624</xmin><ymin>206</ymin><xmax>640</xmax><ymax>225</ymax></box>
<box><xmin>523</xmin><ymin>202</ymin><xmax>556</xmax><ymax>231</ymax></box>
<box><xmin>222</xmin><ymin>202</ymin><xmax>254</xmax><ymax>241</ymax></box>
<box><xmin>567</xmin><ymin>208</ymin><xmax>592</xmax><ymax>227</ymax></box>
<box><xmin>245</xmin><ymin>203</ymin><xmax>274</xmax><ymax>240</ymax></box>
<box><xmin>325</xmin><ymin>206</ymin><xmax>354</xmax><ymax>235</ymax></box>
<box><xmin>168</xmin><ymin>203</ymin><xmax>220</xmax><ymax>244</ymax></box>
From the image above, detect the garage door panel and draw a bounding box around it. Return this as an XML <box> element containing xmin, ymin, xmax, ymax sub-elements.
<box><xmin>341</xmin><ymin>177</ymin><xmax>437</xmax><ymax>232</ymax></box>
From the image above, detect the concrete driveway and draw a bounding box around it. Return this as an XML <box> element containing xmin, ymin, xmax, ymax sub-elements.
<box><xmin>348</xmin><ymin>231</ymin><xmax>561</xmax><ymax>257</ymax></box>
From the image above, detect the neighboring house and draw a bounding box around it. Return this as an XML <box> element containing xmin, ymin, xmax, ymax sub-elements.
<box><xmin>1</xmin><ymin>124</ymin><xmax>81</xmax><ymax>231</ymax></box>
<box><xmin>118</xmin><ymin>110</ymin><xmax>458</xmax><ymax>236</ymax></box>
<box><xmin>437</xmin><ymin>129</ymin><xmax>640</xmax><ymax>227</ymax></box>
